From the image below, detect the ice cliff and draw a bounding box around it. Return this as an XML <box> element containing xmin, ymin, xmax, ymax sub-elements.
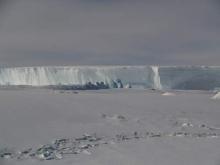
<box><xmin>0</xmin><ymin>66</ymin><xmax>220</xmax><ymax>90</ymax></box>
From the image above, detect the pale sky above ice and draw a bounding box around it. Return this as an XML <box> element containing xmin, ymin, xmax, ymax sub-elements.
<box><xmin>0</xmin><ymin>0</ymin><xmax>220</xmax><ymax>66</ymax></box>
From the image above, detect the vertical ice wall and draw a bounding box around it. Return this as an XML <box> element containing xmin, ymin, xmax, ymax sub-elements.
<box><xmin>158</xmin><ymin>66</ymin><xmax>220</xmax><ymax>90</ymax></box>
<box><xmin>0</xmin><ymin>66</ymin><xmax>155</xmax><ymax>88</ymax></box>
<box><xmin>151</xmin><ymin>66</ymin><xmax>162</xmax><ymax>90</ymax></box>
<box><xmin>0</xmin><ymin>66</ymin><xmax>219</xmax><ymax>90</ymax></box>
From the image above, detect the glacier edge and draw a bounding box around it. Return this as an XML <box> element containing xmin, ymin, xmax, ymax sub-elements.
<box><xmin>0</xmin><ymin>66</ymin><xmax>220</xmax><ymax>90</ymax></box>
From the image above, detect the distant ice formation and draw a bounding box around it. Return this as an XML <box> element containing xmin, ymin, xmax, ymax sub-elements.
<box><xmin>159</xmin><ymin>66</ymin><xmax>220</xmax><ymax>90</ymax></box>
<box><xmin>0</xmin><ymin>66</ymin><xmax>156</xmax><ymax>89</ymax></box>
<box><xmin>212</xmin><ymin>92</ymin><xmax>220</xmax><ymax>100</ymax></box>
<box><xmin>0</xmin><ymin>66</ymin><xmax>220</xmax><ymax>90</ymax></box>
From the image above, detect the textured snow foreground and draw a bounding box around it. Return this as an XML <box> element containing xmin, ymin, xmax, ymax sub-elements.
<box><xmin>0</xmin><ymin>89</ymin><xmax>220</xmax><ymax>165</ymax></box>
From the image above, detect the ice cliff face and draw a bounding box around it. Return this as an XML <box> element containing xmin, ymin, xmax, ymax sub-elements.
<box><xmin>0</xmin><ymin>66</ymin><xmax>220</xmax><ymax>90</ymax></box>
<box><xmin>159</xmin><ymin>66</ymin><xmax>220</xmax><ymax>90</ymax></box>
<box><xmin>0</xmin><ymin>66</ymin><xmax>155</xmax><ymax>88</ymax></box>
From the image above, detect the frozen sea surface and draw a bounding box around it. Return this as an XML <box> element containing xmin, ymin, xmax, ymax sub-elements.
<box><xmin>0</xmin><ymin>88</ymin><xmax>220</xmax><ymax>165</ymax></box>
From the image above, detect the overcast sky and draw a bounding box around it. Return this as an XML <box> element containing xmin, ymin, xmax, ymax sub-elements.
<box><xmin>0</xmin><ymin>0</ymin><xmax>219</xmax><ymax>66</ymax></box>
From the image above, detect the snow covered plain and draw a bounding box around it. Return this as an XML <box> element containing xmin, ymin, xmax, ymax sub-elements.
<box><xmin>0</xmin><ymin>88</ymin><xmax>220</xmax><ymax>165</ymax></box>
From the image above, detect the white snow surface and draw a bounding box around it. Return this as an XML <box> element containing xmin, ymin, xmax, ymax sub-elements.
<box><xmin>0</xmin><ymin>88</ymin><xmax>220</xmax><ymax>165</ymax></box>
<box><xmin>161</xmin><ymin>92</ymin><xmax>176</xmax><ymax>96</ymax></box>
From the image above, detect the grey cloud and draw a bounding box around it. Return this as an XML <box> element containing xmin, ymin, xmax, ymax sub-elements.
<box><xmin>0</xmin><ymin>0</ymin><xmax>219</xmax><ymax>66</ymax></box>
